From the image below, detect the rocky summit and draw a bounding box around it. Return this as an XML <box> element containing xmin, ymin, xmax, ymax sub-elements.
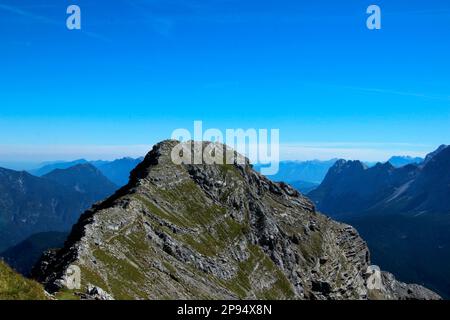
<box><xmin>33</xmin><ymin>141</ymin><xmax>440</xmax><ymax>300</ymax></box>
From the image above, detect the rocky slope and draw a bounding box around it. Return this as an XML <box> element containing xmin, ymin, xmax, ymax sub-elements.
<box><xmin>33</xmin><ymin>141</ymin><xmax>440</xmax><ymax>300</ymax></box>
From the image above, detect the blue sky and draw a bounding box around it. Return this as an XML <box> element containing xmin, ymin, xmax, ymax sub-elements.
<box><xmin>0</xmin><ymin>0</ymin><xmax>449</xmax><ymax>163</ymax></box>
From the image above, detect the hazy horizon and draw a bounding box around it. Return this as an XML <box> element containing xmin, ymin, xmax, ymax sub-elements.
<box><xmin>0</xmin><ymin>141</ymin><xmax>437</xmax><ymax>172</ymax></box>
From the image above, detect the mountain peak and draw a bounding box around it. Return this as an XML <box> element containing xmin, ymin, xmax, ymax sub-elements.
<box><xmin>33</xmin><ymin>140</ymin><xmax>439</xmax><ymax>300</ymax></box>
<box><xmin>374</xmin><ymin>161</ymin><xmax>395</xmax><ymax>170</ymax></box>
<box><xmin>388</xmin><ymin>156</ymin><xmax>423</xmax><ymax>168</ymax></box>
<box><xmin>324</xmin><ymin>160</ymin><xmax>367</xmax><ymax>180</ymax></box>
<box><xmin>45</xmin><ymin>163</ymin><xmax>98</xmax><ymax>175</ymax></box>
<box><xmin>423</xmin><ymin>144</ymin><xmax>449</xmax><ymax>165</ymax></box>
<box><xmin>128</xmin><ymin>140</ymin><xmax>180</xmax><ymax>182</ymax></box>
<box><xmin>29</xmin><ymin>159</ymin><xmax>89</xmax><ymax>177</ymax></box>
<box><xmin>128</xmin><ymin>140</ymin><xmax>251</xmax><ymax>186</ymax></box>
<box><xmin>43</xmin><ymin>163</ymin><xmax>117</xmax><ymax>197</ymax></box>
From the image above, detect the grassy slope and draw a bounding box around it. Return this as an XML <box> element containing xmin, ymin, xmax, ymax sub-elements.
<box><xmin>0</xmin><ymin>261</ymin><xmax>47</xmax><ymax>300</ymax></box>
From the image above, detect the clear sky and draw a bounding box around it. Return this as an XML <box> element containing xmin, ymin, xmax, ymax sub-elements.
<box><xmin>0</xmin><ymin>0</ymin><xmax>449</xmax><ymax>163</ymax></box>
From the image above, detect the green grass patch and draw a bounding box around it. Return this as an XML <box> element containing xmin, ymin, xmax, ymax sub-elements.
<box><xmin>220</xmin><ymin>245</ymin><xmax>295</xmax><ymax>299</ymax></box>
<box><xmin>299</xmin><ymin>231</ymin><xmax>324</xmax><ymax>262</ymax></box>
<box><xmin>0</xmin><ymin>261</ymin><xmax>47</xmax><ymax>300</ymax></box>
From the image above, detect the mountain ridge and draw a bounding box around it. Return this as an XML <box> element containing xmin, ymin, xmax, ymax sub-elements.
<box><xmin>43</xmin><ymin>163</ymin><xmax>118</xmax><ymax>199</ymax></box>
<box><xmin>28</xmin><ymin>157</ymin><xmax>144</xmax><ymax>187</ymax></box>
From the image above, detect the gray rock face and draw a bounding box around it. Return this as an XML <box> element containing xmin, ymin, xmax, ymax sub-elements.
<box><xmin>33</xmin><ymin>140</ymin><xmax>440</xmax><ymax>300</ymax></box>
<box><xmin>379</xmin><ymin>272</ymin><xmax>441</xmax><ymax>300</ymax></box>
<box><xmin>81</xmin><ymin>285</ymin><xmax>114</xmax><ymax>300</ymax></box>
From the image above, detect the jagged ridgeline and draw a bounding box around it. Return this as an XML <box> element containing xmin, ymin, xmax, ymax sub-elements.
<box><xmin>33</xmin><ymin>141</ymin><xmax>440</xmax><ymax>300</ymax></box>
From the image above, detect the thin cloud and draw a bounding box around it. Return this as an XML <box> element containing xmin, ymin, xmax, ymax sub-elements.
<box><xmin>125</xmin><ymin>1</ymin><xmax>176</xmax><ymax>36</ymax></box>
<box><xmin>0</xmin><ymin>3</ymin><xmax>56</xmax><ymax>24</ymax></box>
<box><xmin>384</xmin><ymin>9</ymin><xmax>450</xmax><ymax>18</ymax></box>
<box><xmin>337</xmin><ymin>85</ymin><xmax>450</xmax><ymax>102</ymax></box>
<box><xmin>279</xmin><ymin>142</ymin><xmax>432</xmax><ymax>162</ymax></box>
<box><xmin>0</xmin><ymin>144</ymin><xmax>152</xmax><ymax>162</ymax></box>
<box><xmin>286</xmin><ymin>142</ymin><xmax>431</xmax><ymax>148</ymax></box>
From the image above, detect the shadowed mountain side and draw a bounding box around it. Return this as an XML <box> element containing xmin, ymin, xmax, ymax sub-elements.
<box><xmin>0</xmin><ymin>232</ymin><xmax>68</xmax><ymax>276</ymax></box>
<box><xmin>0</xmin><ymin>164</ymin><xmax>118</xmax><ymax>252</ymax></box>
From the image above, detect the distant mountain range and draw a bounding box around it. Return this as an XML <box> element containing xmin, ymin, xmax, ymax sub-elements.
<box><xmin>93</xmin><ymin>157</ymin><xmax>144</xmax><ymax>186</ymax></box>
<box><xmin>0</xmin><ymin>164</ymin><xmax>117</xmax><ymax>253</ymax></box>
<box><xmin>29</xmin><ymin>157</ymin><xmax>143</xmax><ymax>187</ymax></box>
<box><xmin>43</xmin><ymin>164</ymin><xmax>118</xmax><ymax>201</ymax></box>
<box><xmin>29</xmin><ymin>159</ymin><xmax>90</xmax><ymax>176</ymax></box>
<box><xmin>308</xmin><ymin>145</ymin><xmax>450</xmax><ymax>298</ymax></box>
<box><xmin>289</xmin><ymin>180</ymin><xmax>320</xmax><ymax>194</ymax></box>
<box><xmin>254</xmin><ymin>156</ymin><xmax>424</xmax><ymax>194</ymax></box>
<box><xmin>387</xmin><ymin>156</ymin><xmax>423</xmax><ymax>168</ymax></box>
<box><xmin>254</xmin><ymin>159</ymin><xmax>338</xmax><ymax>185</ymax></box>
